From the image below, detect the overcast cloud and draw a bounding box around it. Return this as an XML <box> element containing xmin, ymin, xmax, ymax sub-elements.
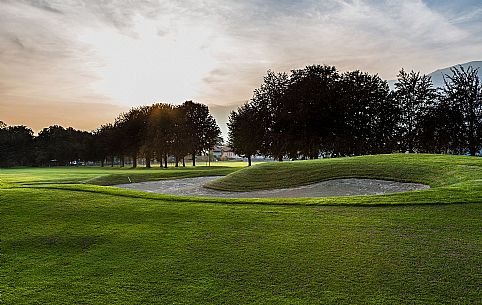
<box><xmin>1</xmin><ymin>0</ymin><xmax>481</xmax><ymax>135</ymax></box>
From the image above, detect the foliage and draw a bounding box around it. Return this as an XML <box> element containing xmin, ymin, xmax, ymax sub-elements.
<box><xmin>0</xmin><ymin>124</ymin><xmax>34</xmax><ymax>167</ymax></box>
<box><xmin>92</xmin><ymin>123</ymin><xmax>118</xmax><ymax>166</ymax></box>
<box><xmin>1</xmin><ymin>65</ymin><xmax>481</xmax><ymax>168</ymax></box>
<box><xmin>393</xmin><ymin>69</ymin><xmax>437</xmax><ymax>152</ymax></box>
<box><xmin>180</xmin><ymin>101</ymin><xmax>221</xmax><ymax>166</ymax></box>
<box><xmin>34</xmin><ymin>125</ymin><xmax>92</xmax><ymax>166</ymax></box>
<box><xmin>230</xmin><ymin>66</ymin><xmax>399</xmax><ymax>160</ymax></box>
<box><xmin>443</xmin><ymin>66</ymin><xmax>482</xmax><ymax>156</ymax></box>
<box><xmin>228</xmin><ymin>103</ymin><xmax>263</xmax><ymax>166</ymax></box>
<box><xmin>146</xmin><ymin>103</ymin><xmax>176</xmax><ymax>168</ymax></box>
<box><xmin>114</xmin><ymin>106</ymin><xmax>151</xmax><ymax>167</ymax></box>
<box><xmin>338</xmin><ymin>70</ymin><xmax>395</xmax><ymax>155</ymax></box>
<box><xmin>0</xmin><ymin>101</ymin><xmax>221</xmax><ymax>168</ymax></box>
<box><xmin>228</xmin><ymin>64</ymin><xmax>481</xmax><ymax>161</ymax></box>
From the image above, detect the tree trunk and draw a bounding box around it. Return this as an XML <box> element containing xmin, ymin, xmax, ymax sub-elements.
<box><xmin>192</xmin><ymin>152</ymin><xmax>196</xmax><ymax>166</ymax></box>
<box><xmin>175</xmin><ymin>156</ymin><xmax>179</xmax><ymax>167</ymax></box>
<box><xmin>182</xmin><ymin>157</ymin><xmax>185</xmax><ymax>167</ymax></box>
<box><xmin>132</xmin><ymin>154</ymin><xmax>137</xmax><ymax>168</ymax></box>
<box><xmin>111</xmin><ymin>156</ymin><xmax>114</xmax><ymax>167</ymax></box>
<box><xmin>469</xmin><ymin>122</ymin><xmax>476</xmax><ymax>156</ymax></box>
<box><xmin>248</xmin><ymin>155</ymin><xmax>252</xmax><ymax>166</ymax></box>
<box><xmin>465</xmin><ymin>100</ymin><xmax>474</xmax><ymax>155</ymax></box>
<box><xmin>101</xmin><ymin>159</ymin><xmax>105</xmax><ymax>167</ymax></box>
<box><xmin>278</xmin><ymin>156</ymin><xmax>283</xmax><ymax>162</ymax></box>
<box><xmin>120</xmin><ymin>156</ymin><xmax>125</xmax><ymax>167</ymax></box>
<box><xmin>164</xmin><ymin>154</ymin><xmax>168</xmax><ymax>168</ymax></box>
<box><xmin>146</xmin><ymin>154</ymin><xmax>151</xmax><ymax>168</ymax></box>
<box><xmin>469</xmin><ymin>145</ymin><xmax>476</xmax><ymax>156</ymax></box>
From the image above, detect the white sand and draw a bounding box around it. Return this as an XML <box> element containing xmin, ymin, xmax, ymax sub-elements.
<box><xmin>115</xmin><ymin>176</ymin><xmax>429</xmax><ymax>198</ymax></box>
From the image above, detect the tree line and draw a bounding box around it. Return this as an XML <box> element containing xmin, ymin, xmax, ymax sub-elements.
<box><xmin>0</xmin><ymin>101</ymin><xmax>221</xmax><ymax>167</ymax></box>
<box><xmin>228</xmin><ymin>65</ymin><xmax>482</xmax><ymax>165</ymax></box>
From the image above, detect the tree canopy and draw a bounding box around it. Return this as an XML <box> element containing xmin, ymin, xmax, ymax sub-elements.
<box><xmin>0</xmin><ymin>102</ymin><xmax>221</xmax><ymax>167</ymax></box>
<box><xmin>228</xmin><ymin>64</ymin><xmax>482</xmax><ymax>163</ymax></box>
<box><xmin>1</xmin><ymin>64</ymin><xmax>481</xmax><ymax>168</ymax></box>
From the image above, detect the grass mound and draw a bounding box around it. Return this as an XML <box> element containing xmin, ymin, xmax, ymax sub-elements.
<box><xmin>205</xmin><ymin>154</ymin><xmax>482</xmax><ymax>191</ymax></box>
<box><xmin>1</xmin><ymin>154</ymin><xmax>481</xmax><ymax>205</ymax></box>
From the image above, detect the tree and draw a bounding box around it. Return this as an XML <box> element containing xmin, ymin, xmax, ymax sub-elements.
<box><xmin>180</xmin><ymin>101</ymin><xmax>221</xmax><ymax>166</ymax></box>
<box><xmin>443</xmin><ymin>66</ymin><xmax>482</xmax><ymax>156</ymax></box>
<box><xmin>228</xmin><ymin>103</ymin><xmax>262</xmax><ymax>166</ymax></box>
<box><xmin>147</xmin><ymin>103</ymin><xmax>175</xmax><ymax>168</ymax></box>
<box><xmin>338</xmin><ymin>71</ymin><xmax>395</xmax><ymax>155</ymax></box>
<box><xmin>34</xmin><ymin>125</ymin><xmax>91</xmax><ymax>166</ymax></box>
<box><xmin>234</xmin><ymin>66</ymin><xmax>397</xmax><ymax>159</ymax></box>
<box><xmin>393</xmin><ymin>69</ymin><xmax>437</xmax><ymax>152</ymax></box>
<box><xmin>168</xmin><ymin>105</ymin><xmax>189</xmax><ymax>167</ymax></box>
<box><xmin>280</xmin><ymin>65</ymin><xmax>340</xmax><ymax>159</ymax></box>
<box><xmin>250</xmin><ymin>70</ymin><xmax>291</xmax><ymax>161</ymax></box>
<box><xmin>115</xmin><ymin>106</ymin><xmax>150</xmax><ymax>168</ymax></box>
<box><xmin>0</xmin><ymin>124</ymin><xmax>34</xmax><ymax>167</ymax></box>
<box><xmin>93</xmin><ymin>124</ymin><xmax>118</xmax><ymax>167</ymax></box>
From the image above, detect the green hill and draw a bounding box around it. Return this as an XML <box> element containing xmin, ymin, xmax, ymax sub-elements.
<box><xmin>206</xmin><ymin>154</ymin><xmax>481</xmax><ymax>191</ymax></box>
<box><xmin>201</xmin><ymin>154</ymin><xmax>482</xmax><ymax>205</ymax></box>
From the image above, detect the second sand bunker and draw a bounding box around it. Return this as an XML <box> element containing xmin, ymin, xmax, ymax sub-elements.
<box><xmin>115</xmin><ymin>176</ymin><xmax>429</xmax><ymax>198</ymax></box>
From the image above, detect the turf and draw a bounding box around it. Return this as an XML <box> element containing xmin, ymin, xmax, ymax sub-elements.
<box><xmin>0</xmin><ymin>164</ymin><xmax>241</xmax><ymax>186</ymax></box>
<box><xmin>1</xmin><ymin>154</ymin><xmax>481</xmax><ymax>303</ymax></box>
<box><xmin>3</xmin><ymin>154</ymin><xmax>482</xmax><ymax>206</ymax></box>
<box><xmin>201</xmin><ymin>154</ymin><xmax>482</xmax><ymax>205</ymax></box>
<box><xmin>206</xmin><ymin>154</ymin><xmax>482</xmax><ymax>190</ymax></box>
<box><xmin>1</xmin><ymin>188</ymin><xmax>481</xmax><ymax>304</ymax></box>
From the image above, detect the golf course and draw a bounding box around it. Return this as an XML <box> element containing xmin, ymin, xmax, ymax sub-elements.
<box><xmin>1</xmin><ymin>154</ymin><xmax>481</xmax><ymax>304</ymax></box>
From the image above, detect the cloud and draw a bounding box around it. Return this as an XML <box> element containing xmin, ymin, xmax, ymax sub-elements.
<box><xmin>194</xmin><ymin>0</ymin><xmax>482</xmax><ymax>104</ymax></box>
<box><xmin>23</xmin><ymin>0</ymin><xmax>65</xmax><ymax>14</ymax></box>
<box><xmin>0</xmin><ymin>97</ymin><xmax>126</xmax><ymax>133</ymax></box>
<box><xmin>0</xmin><ymin>0</ymin><xmax>481</xmax><ymax>135</ymax></box>
<box><xmin>205</xmin><ymin>102</ymin><xmax>243</xmax><ymax>140</ymax></box>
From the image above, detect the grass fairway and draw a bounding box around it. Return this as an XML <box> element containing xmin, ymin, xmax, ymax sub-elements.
<box><xmin>1</xmin><ymin>154</ymin><xmax>481</xmax><ymax>304</ymax></box>
<box><xmin>0</xmin><ymin>163</ymin><xmax>241</xmax><ymax>187</ymax></box>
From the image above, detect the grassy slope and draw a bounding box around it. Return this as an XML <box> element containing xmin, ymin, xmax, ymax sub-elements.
<box><xmin>206</xmin><ymin>154</ymin><xmax>482</xmax><ymax>190</ymax></box>
<box><xmin>1</xmin><ymin>154</ymin><xmax>481</xmax><ymax>206</ymax></box>
<box><xmin>199</xmin><ymin>154</ymin><xmax>482</xmax><ymax>205</ymax></box>
<box><xmin>1</xmin><ymin>187</ymin><xmax>481</xmax><ymax>304</ymax></box>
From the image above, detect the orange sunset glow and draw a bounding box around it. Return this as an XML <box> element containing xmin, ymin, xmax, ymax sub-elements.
<box><xmin>1</xmin><ymin>0</ymin><xmax>481</xmax><ymax>137</ymax></box>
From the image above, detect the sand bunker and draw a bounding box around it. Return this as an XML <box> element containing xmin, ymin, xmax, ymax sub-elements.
<box><xmin>115</xmin><ymin>176</ymin><xmax>429</xmax><ymax>198</ymax></box>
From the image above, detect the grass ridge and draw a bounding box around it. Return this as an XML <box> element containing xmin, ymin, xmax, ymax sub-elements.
<box><xmin>205</xmin><ymin>154</ymin><xmax>480</xmax><ymax>191</ymax></box>
<box><xmin>1</xmin><ymin>154</ymin><xmax>481</xmax><ymax>206</ymax></box>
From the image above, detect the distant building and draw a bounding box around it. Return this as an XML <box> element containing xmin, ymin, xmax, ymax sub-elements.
<box><xmin>212</xmin><ymin>145</ymin><xmax>223</xmax><ymax>160</ymax></box>
<box><xmin>211</xmin><ymin>145</ymin><xmax>239</xmax><ymax>160</ymax></box>
<box><xmin>221</xmin><ymin>146</ymin><xmax>237</xmax><ymax>159</ymax></box>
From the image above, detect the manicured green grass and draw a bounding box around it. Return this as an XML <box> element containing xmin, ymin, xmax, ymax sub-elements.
<box><xmin>206</xmin><ymin>154</ymin><xmax>482</xmax><ymax>190</ymax></box>
<box><xmin>3</xmin><ymin>154</ymin><xmax>481</xmax><ymax>206</ymax></box>
<box><xmin>0</xmin><ymin>163</ymin><xmax>241</xmax><ymax>186</ymax></box>
<box><xmin>1</xmin><ymin>187</ymin><xmax>481</xmax><ymax>304</ymax></box>
<box><xmin>1</xmin><ymin>154</ymin><xmax>481</xmax><ymax>303</ymax></box>
<box><xmin>202</xmin><ymin>154</ymin><xmax>482</xmax><ymax>205</ymax></box>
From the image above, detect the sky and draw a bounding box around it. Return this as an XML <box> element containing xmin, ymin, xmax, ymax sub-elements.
<box><xmin>1</xmin><ymin>0</ymin><xmax>481</xmax><ymax>138</ymax></box>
